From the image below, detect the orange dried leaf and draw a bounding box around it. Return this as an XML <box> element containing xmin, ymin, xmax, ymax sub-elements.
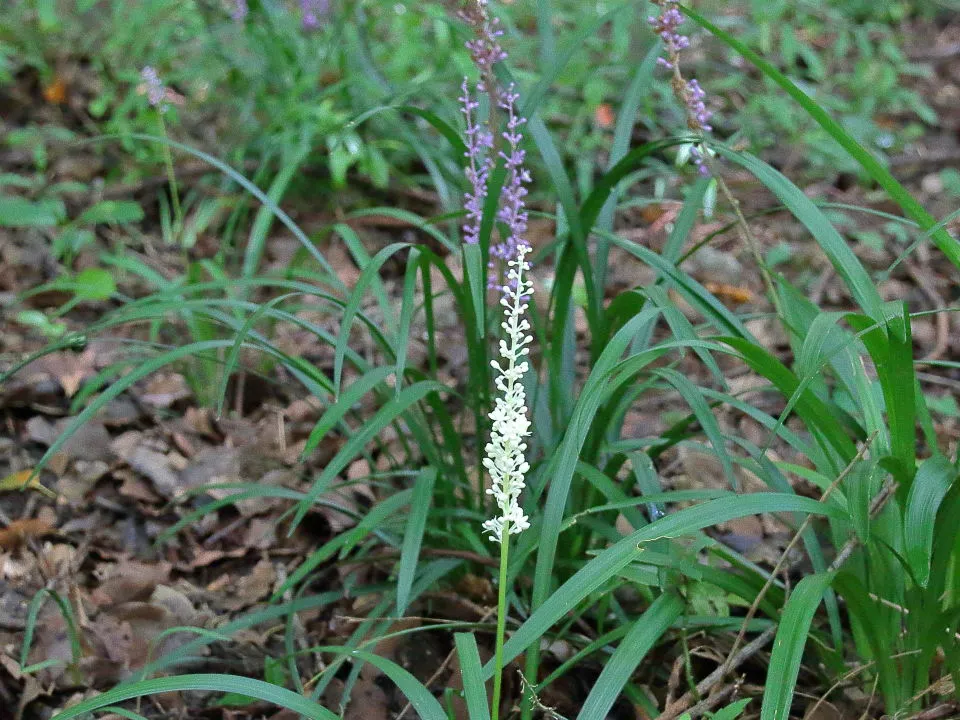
<box><xmin>43</xmin><ymin>77</ymin><xmax>68</xmax><ymax>104</ymax></box>
<box><xmin>594</xmin><ymin>103</ymin><xmax>615</xmax><ymax>129</ymax></box>
<box><xmin>0</xmin><ymin>518</ymin><xmax>55</xmax><ymax>549</ymax></box>
<box><xmin>704</xmin><ymin>282</ymin><xmax>753</xmax><ymax>304</ymax></box>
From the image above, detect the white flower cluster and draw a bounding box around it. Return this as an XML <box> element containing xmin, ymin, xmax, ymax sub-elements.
<box><xmin>482</xmin><ymin>246</ymin><xmax>534</xmax><ymax>543</ymax></box>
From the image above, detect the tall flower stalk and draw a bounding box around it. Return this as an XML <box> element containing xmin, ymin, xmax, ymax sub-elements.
<box><xmin>484</xmin><ymin>248</ymin><xmax>533</xmax><ymax>719</ymax></box>
<box><xmin>457</xmin><ymin>2</ymin><xmax>534</xmax><ymax>717</ymax></box>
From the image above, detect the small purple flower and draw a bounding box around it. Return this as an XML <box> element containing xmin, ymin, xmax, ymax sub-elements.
<box><xmin>685</xmin><ymin>79</ymin><xmax>712</xmax><ymax>132</ymax></box>
<box><xmin>460</xmin><ymin>79</ymin><xmax>495</xmax><ymax>246</ymax></box>
<box><xmin>648</xmin><ymin>2</ymin><xmax>689</xmax><ymax>57</ymax></box>
<box><xmin>140</xmin><ymin>66</ymin><xmax>167</xmax><ymax>111</ymax></box>
<box><xmin>690</xmin><ymin>145</ymin><xmax>711</xmax><ymax>177</ymax></box>
<box><xmin>231</xmin><ymin>0</ymin><xmax>248</xmax><ymax>21</ymax></box>
<box><xmin>300</xmin><ymin>0</ymin><xmax>329</xmax><ymax>30</ymax></box>
<box><xmin>459</xmin><ymin>0</ymin><xmax>507</xmax><ymax>91</ymax></box>
<box><xmin>490</xmin><ymin>84</ymin><xmax>531</xmax><ymax>290</ymax></box>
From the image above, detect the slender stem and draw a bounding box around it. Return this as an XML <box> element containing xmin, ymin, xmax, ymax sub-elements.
<box><xmin>157</xmin><ymin>113</ymin><xmax>183</xmax><ymax>242</ymax></box>
<box><xmin>491</xmin><ymin>521</ymin><xmax>511</xmax><ymax>720</ymax></box>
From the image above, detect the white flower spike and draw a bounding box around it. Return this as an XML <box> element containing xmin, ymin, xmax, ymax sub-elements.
<box><xmin>482</xmin><ymin>244</ymin><xmax>534</xmax><ymax>543</ymax></box>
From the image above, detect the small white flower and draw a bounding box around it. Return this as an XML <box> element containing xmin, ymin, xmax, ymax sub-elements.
<box><xmin>482</xmin><ymin>245</ymin><xmax>534</xmax><ymax>543</ymax></box>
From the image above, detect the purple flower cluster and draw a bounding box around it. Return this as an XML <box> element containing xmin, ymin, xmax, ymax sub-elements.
<box><xmin>457</xmin><ymin>1</ymin><xmax>532</xmax><ymax>293</ymax></box>
<box><xmin>231</xmin><ymin>0</ymin><xmax>248</xmax><ymax>21</ymax></box>
<box><xmin>300</xmin><ymin>0</ymin><xmax>329</xmax><ymax>30</ymax></box>
<box><xmin>458</xmin><ymin>0</ymin><xmax>507</xmax><ymax>91</ymax></box>
<box><xmin>647</xmin><ymin>0</ymin><xmax>688</xmax><ymax>69</ymax></box>
<box><xmin>491</xmin><ymin>85</ymin><xmax>531</xmax><ymax>286</ymax></box>
<box><xmin>649</xmin><ymin>0</ymin><xmax>716</xmax><ymax>177</ymax></box>
<box><xmin>460</xmin><ymin>80</ymin><xmax>495</xmax><ymax>247</ymax></box>
<box><xmin>140</xmin><ymin>66</ymin><xmax>167</xmax><ymax>111</ymax></box>
<box><xmin>685</xmin><ymin>79</ymin><xmax>712</xmax><ymax>132</ymax></box>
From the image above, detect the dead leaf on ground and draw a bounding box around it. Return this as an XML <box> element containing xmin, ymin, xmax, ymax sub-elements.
<box><xmin>92</xmin><ymin>560</ymin><xmax>172</xmax><ymax>606</ymax></box>
<box><xmin>0</xmin><ymin>518</ymin><xmax>56</xmax><ymax>550</ymax></box>
<box><xmin>219</xmin><ymin>558</ymin><xmax>276</xmax><ymax>611</ymax></box>
<box><xmin>111</xmin><ymin>432</ymin><xmax>180</xmax><ymax>497</ymax></box>
<box><xmin>139</xmin><ymin>373</ymin><xmax>192</xmax><ymax>408</ymax></box>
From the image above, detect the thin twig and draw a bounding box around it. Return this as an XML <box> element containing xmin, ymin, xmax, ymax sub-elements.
<box><xmin>724</xmin><ymin>434</ymin><xmax>878</xmax><ymax>679</ymax></box>
<box><xmin>904</xmin><ymin>260</ymin><xmax>951</xmax><ymax>361</ymax></box>
<box><xmin>659</xmin><ymin>624</ymin><xmax>778</xmax><ymax>720</ymax></box>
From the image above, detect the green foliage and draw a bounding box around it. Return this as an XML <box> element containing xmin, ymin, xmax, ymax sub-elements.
<box><xmin>3</xmin><ymin>1</ymin><xmax>958</xmax><ymax>719</ymax></box>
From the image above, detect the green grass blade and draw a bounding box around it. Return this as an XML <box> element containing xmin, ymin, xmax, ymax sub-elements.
<box><xmin>396</xmin><ymin>467</ymin><xmax>436</xmax><ymax>615</ymax></box>
<box><xmin>904</xmin><ymin>454</ymin><xmax>956</xmax><ymax>588</ymax></box>
<box><xmin>455</xmin><ymin>632</ymin><xmax>492</xmax><ymax>720</ymax></box>
<box><xmin>217</xmin><ymin>293</ymin><xmax>296</xmax><ymax>417</ymax></box>
<box><xmin>576</xmin><ymin>592</ymin><xmax>685</xmax><ymax>720</ymax></box>
<box><xmin>760</xmin><ymin>572</ymin><xmax>836</xmax><ymax>720</ymax></box>
<box><xmin>52</xmin><ymin>674</ymin><xmax>338</xmax><ymax>720</ymax></box>
<box><xmin>394</xmin><ymin>248</ymin><xmax>422</xmax><ymax>398</ymax></box>
<box><xmin>682</xmin><ymin>6</ymin><xmax>960</xmax><ymax>270</ymax></box>
<box><xmin>119</xmin><ymin>134</ymin><xmax>342</xmax><ymax>287</ymax></box>
<box><xmin>301</xmin><ymin>365</ymin><xmax>395</xmax><ymax>459</ymax></box>
<box><xmin>241</xmin><ymin>146</ymin><xmax>306</xmax><ymax>282</ymax></box>
<box><xmin>605</xmin><ymin>230</ymin><xmax>753</xmax><ymax>339</ymax></box>
<box><xmin>463</xmin><ymin>242</ymin><xmax>486</xmax><ymax>338</ymax></box>
<box><xmin>655</xmin><ymin>368</ymin><xmax>737</xmax><ymax>488</ymax></box>
<box><xmin>336</xmin><ymin>222</ymin><xmax>394</xmax><ymax>326</ymax></box>
<box><xmin>333</xmin><ymin>242</ymin><xmax>409</xmax><ymax>397</ymax></box>
<box><xmin>317</xmin><ymin>648</ymin><xmax>447</xmax><ymax>720</ymax></box>
<box><xmin>594</xmin><ymin>40</ymin><xmax>661</xmax><ymax>289</ymax></box>
<box><xmin>716</xmin><ymin>147</ymin><xmax>882</xmax><ymax>318</ymax></box>
<box><xmin>520</xmin><ymin>3</ymin><xmax>630</xmax><ymax>120</ymax></box>
<box><xmin>31</xmin><ymin>340</ymin><xmax>234</xmax><ymax>479</ymax></box>
<box><xmin>292</xmin><ymin>380</ymin><xmax>446</xmax><ymax>530</ymax></box>
<box><xmin>277</xmin><ymin>490</ymin><xmax>412</xmax><ymax>600</ymax></box>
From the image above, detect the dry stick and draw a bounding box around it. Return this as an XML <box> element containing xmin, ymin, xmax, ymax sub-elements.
<box><xmin>727</xmin><ymin>436</ymin><xmax>878</xmax><ymax>670</ymax></box>
<box><xmin>660</xmin><ymin>434</ymin><xmax>877</xmax><ymax>720</ymax></box>
<box><xmin>658</xmin><ymin>624</ymin><xmax>778</xmax><ymax>720</ymax></box>
<box><xmin>806</xmin><ymin>659</ymin><xmax>878</xmax><ymax>719</ymax></box>
<box><xmin>904</xmin><ymin>260</ymin><xmax>950</xmax><ymax>361</ymax></box>
<box><xmin>713</xmin><ymin>172</ymin><xmax>781</xmax><ymax>313</ymax></box>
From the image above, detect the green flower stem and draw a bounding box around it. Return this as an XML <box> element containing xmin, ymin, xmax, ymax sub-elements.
<box><xmin>157</xmin><ymin>113</ymin><xmax>183</xmax><ymax>241</ymax></box>
<box><xmin>490</xmin><ymin>519</ymin><xmax>511</xmax><ymax>720</ymax></box>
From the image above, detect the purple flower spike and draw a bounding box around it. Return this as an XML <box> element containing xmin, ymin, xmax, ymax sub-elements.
<box><xmin>648</xmin><ymin>2</ymin><xmax>689</xmax><ymax>55</ymax></box>
<box><xmin>140</xmin><ymin>66</ymin><xmax>167</xmax><ymax>111</ymax></box>
<box><xmin>231</xmin><ymin>0</ymin><xmax>248</xmax><ymax>21</ymax></box>
<box><xmin>457</xmin><ymin>2</ymin><xmax>534</xmax><ymax>291</ymax></box>
<box><xmin>685</xmin><ymin>79</ymin><xmax>713</xmax><ymax>132</ymax></box>
<box><xmin>491</xmin><ymin>84</ymin><xmax>532</xmax><ymax>290</ymax></box>
<box><xmin>460</xmin><ymin>79</ymin><xmax>495</xmax><ymax>246</ymax></box>
<box><xmin>300</xmin><ymin>0</ymin><xmax>329</xmax><ymax>30</ymax></box>
<box><xmin>459</xmin><ymin>0</ymin><xmax>507</xmax><ymax>91</ymax></box>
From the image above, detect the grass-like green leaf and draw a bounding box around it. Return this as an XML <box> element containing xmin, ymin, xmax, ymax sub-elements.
<box><xmin>761</xmin><ymin>572</ymin><xmax>835</xmax><ymax>720</ymax></box>
<box><xmin>904</xmin><ymin>454</ymin><xmax>956</xmax><ymax>588</ymax></box>
<box><xmin>576</xmin><ymin>592</ymin><xmax>684</xmax><ymax>719</ymax></box>
<box><xmin>716</xmin><ymin>147</ymin><xmax>882</xmax><ymax>318</ymax></box>
<box><xmin>333</xmin><ymin>242</ymin><xmax>409</xmax><ymax>397</ymax></box>
<box><xmin>315</xmin><ymin>648</ymin><xmax>447</xmax><ymax>720</ymax></box>
<box><xmin>292</xmin><ymin>380</ymin><xmax>447</xmax><ymax>530</ymax></box>
<box><xmin>495</xmin><ymin>493</ymin><xmax>844</xmax><ymax>678</ymax></box>
<box><xmin>682</xmin><ymin>6</ymin><xmax>960</xmax><ymax>270</ymax></box>
<box><xmin>52</xmin><ymin>674</ymin><xmax>338</xmax><ymax>720</ymax></box>
<box><xmin>456</xmin><ymin>632</ymin><xmax>492</xmax><ymax>720</ymax></box>
<box><xmin>396</xmin><ymin>467</ymin><xmax>436</xmax><ymax>615</ymax></box>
